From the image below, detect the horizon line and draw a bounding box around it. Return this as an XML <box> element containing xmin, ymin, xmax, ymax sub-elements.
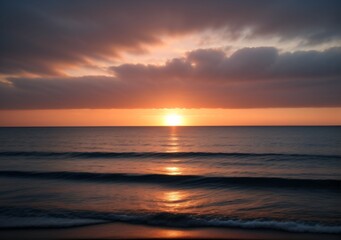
<box><xmin>0</xmin><ymin>125</ymin><xmax>340</xmax><ymax>128</ymax></box>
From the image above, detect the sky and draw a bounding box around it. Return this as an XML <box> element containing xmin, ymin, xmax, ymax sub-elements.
<box><xmin>0</xmin><ymin>0</ymin><xmax>341</xmax><ymax>126</ymax></box>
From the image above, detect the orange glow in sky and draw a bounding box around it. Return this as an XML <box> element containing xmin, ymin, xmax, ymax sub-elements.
<box><xmin>0</xmin><ymin>108</ymin><xmax>340</xmax><ymax>126</ymax></box>
<box><xmin>1</xmin><ymin>2</ymin><xmax>340</xmax><ymax>127</ymax></box>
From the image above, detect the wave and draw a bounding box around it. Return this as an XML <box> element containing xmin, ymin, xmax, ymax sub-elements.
<box><xmin>0</xmin><ymin>150</ymin><xmax>340</xmax><ymax>159</ymax></box>
<box><xmin>0</xmin><ymin>170</ymin><xmax>339</xmax><ymax>190</ymax></box>
<box><xmin>0</xmin><ymin>207</ymin><xmax>340</xmax><ymax>233</ymax></box>
<box><xmin>0</xmin><ymin>216</ymin><xmax>106</xmax><ymax>228</ymax></box>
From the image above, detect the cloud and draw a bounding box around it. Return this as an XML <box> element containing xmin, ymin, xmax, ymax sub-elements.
<box><xmin>111</xmin><ymin>47</ymin><xmax>341</xmax><ymax>81</ymax></box>
<box><xmin>1</xmin><ymin>0</ymin><xmax>340</xmax><ymax>75</ymax></box>
<box><xmin>1</xmin><ymin>47</ymin><xmax>340</xmax><ymax>109</ymax></box>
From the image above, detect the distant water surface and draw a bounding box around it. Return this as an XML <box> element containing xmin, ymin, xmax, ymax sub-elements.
<box><xmin>0</xmin><ymin>127</ymin><xmax>340</xmax><ymax>233</ymax></box>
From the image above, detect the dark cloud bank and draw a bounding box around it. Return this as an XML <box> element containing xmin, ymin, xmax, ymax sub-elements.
<box><xmin>0</xmin><ymin>0</ymin><xmax>340</xmax><ymax>109</ymax></box>
<box><xmin>1</xmin><ymin>0</ymin><xmax>341</xmax><ymax>75</ymax></box>
<box><xmin>1</xmin><ymin>47</ymin><xmax>340</xmax><ymax>109</ymax></box>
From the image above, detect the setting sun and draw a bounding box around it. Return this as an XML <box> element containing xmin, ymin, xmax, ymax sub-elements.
<box><xmin>164</xmin><ymin>114</ymin><xmax>183</xmax><ymax>126</ymax></box>
<box><xmin>1</xmin><ymin>1</ymin><xmax>340</xmax><ymax>239</ymax></box>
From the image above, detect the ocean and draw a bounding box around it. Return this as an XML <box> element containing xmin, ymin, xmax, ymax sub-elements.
<box><xmin>0</xmin><ymin>127</ymin><xmax>340</xmax><ymax>234</ymax></box>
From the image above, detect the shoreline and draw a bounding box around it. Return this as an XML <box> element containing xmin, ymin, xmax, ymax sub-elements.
<box><xmin>1</xmin><ymin>222</ymin><xmax>340</xmax><ymax>240</ymax></box>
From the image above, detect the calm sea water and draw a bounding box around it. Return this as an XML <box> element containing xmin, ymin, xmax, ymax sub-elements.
<box><xmin>0</xmin><ymin>127</ymin><xmax>340</xmax><ymax>233</ymax></box>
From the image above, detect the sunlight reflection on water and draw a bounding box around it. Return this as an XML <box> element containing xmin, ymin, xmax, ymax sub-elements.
<box><xmin>164</xmin><ymin>166</ymin><xmax>182</xmax><ymax>175</ymax></box>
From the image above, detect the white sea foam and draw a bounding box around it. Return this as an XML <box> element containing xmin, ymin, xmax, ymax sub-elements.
<box><xmin>0</xmin><ymin>214</ymin><xmax>340</xmax><ymax>234</ymax></box>
<box><xmin>203</xmin><ymin>219</ymin><xmax>341</xmax><ymax>234</ymax></box>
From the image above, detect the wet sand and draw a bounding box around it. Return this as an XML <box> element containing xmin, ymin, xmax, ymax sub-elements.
<box><xmin>0</xmin><ymin>223</ymin><xmax>340</xmax><ymax>240</ymax></box>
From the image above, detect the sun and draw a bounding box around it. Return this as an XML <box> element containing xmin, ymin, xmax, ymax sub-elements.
<box><xmin>164</xmin><ymin>114</ymin><xmax>183</xmax><ymax>126</ymax></box>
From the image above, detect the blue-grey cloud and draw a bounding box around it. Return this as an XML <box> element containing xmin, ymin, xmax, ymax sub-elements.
<box><xmin>1</xmin><ymin>47</ymin><xmax>340</xmax><ymax>109</ymax></box>
<box><xmin>112</xmin><ymin>47</ymin><xmax>341</xmax><ymax>81</ymax></box>
<box><xmin>1</xmin><ymin>0</ymin><xmax>340</xmax><ymax>75</ymax></box>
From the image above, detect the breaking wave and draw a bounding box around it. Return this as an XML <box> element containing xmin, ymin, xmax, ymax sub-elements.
<box><xmin>0</xmin><ymin>207</ymin><xmax>340</xmax><ymax>233</ymax></box>
<box><xmin>0</xmin><ymin>170</ymin><xmax>339</xmax><ymax>190</ymax></box>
